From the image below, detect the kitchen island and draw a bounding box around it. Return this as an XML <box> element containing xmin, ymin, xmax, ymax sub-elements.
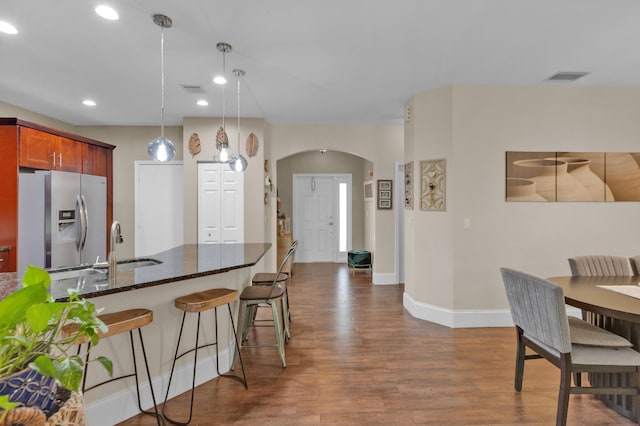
<box><xmin>0</xmin><ymin>243</ymin><xmax>271</xmax><ymax>426</ymax></box>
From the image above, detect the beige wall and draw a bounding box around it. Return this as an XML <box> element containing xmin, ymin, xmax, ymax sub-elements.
<box><xmin>405</xmin><ymin>85</ymin><xmax>640</xmax><ymax>314</ymax></box>
<box><xmin>0</xmin><ymin>101</ymin><xmax>77</xmax><ymax>133</ymax></box>
<box><xmin>267</xmin><ymin>123</ymin><xmax>403</xmax><ymax>278</ymax></box>
<box><xmin>404</xmin><ymin>86</ymin><xmax>454</xmax><ymax>308</ymax></box>
<box><xmin>277</xmin><ymin>150</ymin><xmax>368</xmax><ymax>250</ymax></box>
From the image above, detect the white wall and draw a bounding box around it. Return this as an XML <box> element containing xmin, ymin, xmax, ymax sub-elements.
<box><xmin>404</xmin><ymin>85</ymin><xmax>640</xmax><ymax>326</ymax></box>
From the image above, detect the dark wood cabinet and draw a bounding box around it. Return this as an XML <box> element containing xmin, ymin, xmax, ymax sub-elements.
<box><xmin>82</xmin><ymin>143</ymin><xmax>110</xmax><ymax>177</ymax></box>
<box><xmin>19</xmin><ymin>127</ymin><xmax>83</xmax><ymax>172</ymax></box>
<box><xmin>0</xmin><ymin>118</ymin><xmax>115</xmax><ymax>272</ymax></box>
<box><xmin>55</xmin><ymin>136</ymin><xmax>83</xmax><ymax>172</ymax></box>
<box><xmin>0</xmin><ymin>249</ymin><xmax>10</xmax><ymax>273</ymax></box>
<box><xmin>19</xmin><ymin>127</ymin><xmax>54</xmax><ymax>169</ymax></box>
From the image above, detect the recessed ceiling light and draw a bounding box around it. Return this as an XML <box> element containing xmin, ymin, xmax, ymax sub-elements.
<box><xmin>0</xmin><ymin>21</ymin><xmax>18</xmax><ymax>35</ymax></box>
<box><xmin>197</xmin><ymin>100</ymin><xmax>209</xmax><ymax>106</ymax></box>
<box><xmin>95</xmin><ymin>5</ymin><xmax>119</xmax><ymax>20</ymax></box>
<box><xmin>82</xmin><ymin>100</ymin><xmax>97</xmax><ymax>106</ymax></box>
<box><xmin>213</xmin><ymin>76</ymin><xmax>227</xmax><ymax>85</ymax></box>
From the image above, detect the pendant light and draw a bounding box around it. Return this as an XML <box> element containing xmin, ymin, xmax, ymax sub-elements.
<box><xmin>213</xmin><ymin>43</ymin><xmax>232</xmax><ymax>163</ymax></box>
<box><xmin>229</xmin><ymin>69</ymin><xmax>248</xmax><ymax>172</ymax></box>
<box><xmin>147</xmin><ymin>14</ymin><xmax>176</xmax><ymax>162</ymax></box>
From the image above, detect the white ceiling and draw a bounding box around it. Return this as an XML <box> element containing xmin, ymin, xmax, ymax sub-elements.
<box><xmin>2</xmin><ymin>0</ymin><xmax>640</xmax><ymax>127</ymax></box>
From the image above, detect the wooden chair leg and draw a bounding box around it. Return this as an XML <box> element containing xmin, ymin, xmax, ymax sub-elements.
<box><xmin>557</xmin><ymin>358</ymin><xmax>572</xmax><ymax>426</ymax></box>
<box><xmin>514</xmin><ymin>329</ymin><xmax>526</xmax><ymax>392</ymax></box>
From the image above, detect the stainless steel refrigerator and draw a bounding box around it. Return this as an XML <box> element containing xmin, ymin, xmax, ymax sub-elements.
<box><xmin>18</xmin><ymin>170</ymin><xmax>107</xmax><ymax>276</ymax></box>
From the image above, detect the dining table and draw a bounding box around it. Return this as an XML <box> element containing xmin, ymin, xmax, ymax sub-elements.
<box><xmin>548</xmin><ymin>275</ymin><xmax>640</xmax><ymax>421</ymax></box>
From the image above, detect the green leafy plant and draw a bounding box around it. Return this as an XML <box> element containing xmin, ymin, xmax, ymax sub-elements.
<box><xmin>0</xmin><ymin>265</ymin><xmax>112</xmax><ymax>393</ymax></box>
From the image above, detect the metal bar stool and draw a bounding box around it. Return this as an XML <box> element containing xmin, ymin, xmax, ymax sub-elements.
<box><xmin>250</xmin><ymin>240</ymin><xmax>297</xmax><ymax>339</ymax></box>
<box><xmin>163</xmin><ymin>288</ymin><xmax>247</xmax><ymax>425</ymax></box>
<box><xmin>62</xmin><ymin>308</ymin><xmax>161</xmax><ymax>425</ymax></box>
<box><xmin>234</xmin><ymin>247</ymin><xmax>295</xmax><ymax>368</ymax></box>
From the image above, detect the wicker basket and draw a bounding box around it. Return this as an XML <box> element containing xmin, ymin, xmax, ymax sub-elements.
<box><xmin>0</xmin><ymin>389</ymin><xmax>86</xmax><ymax>426</ymax></box>
<box><xmin>46</xmin><ymin>390</ymin><xmax>86</xmax><ymax>426</ymax></box>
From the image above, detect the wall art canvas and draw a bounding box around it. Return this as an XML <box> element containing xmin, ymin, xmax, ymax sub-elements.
<box><xmin>420</xmin><ymin>159</ymin><xmax>446</xmax><ymax>211</ymax></box>
<box><xmin>505</xmin><ymin>151</ymin><xmax>640</xmax><ymax>202</ymax></box>
<box><xmin>405</xmin><ymin>161</ymin><xmax>414</xmax><ymax>209</ymax></box>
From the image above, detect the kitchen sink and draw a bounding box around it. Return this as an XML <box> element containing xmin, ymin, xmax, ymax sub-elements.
<box><xmin>48</xmin><ymin>267</ymin><xmax>106</xmax><ymax>280</ymax></box>
<box><xmin>115</xmin><ymin>258</ymin><xmax>162</xmax><ymax>270</ymax></box>
<box><xmin>49</xmin><ymin>258</ymin><xmax>162</xmax><ymax>280</ymax></box>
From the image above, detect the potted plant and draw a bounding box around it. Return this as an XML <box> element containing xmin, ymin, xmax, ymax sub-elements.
<box><xmin>0</xmin><ymin>265</ymin><xmax>112</xmax><ymax>421</ymax></box>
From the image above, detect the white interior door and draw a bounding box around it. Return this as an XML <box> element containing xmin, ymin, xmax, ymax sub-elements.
<box><xmin>135</xmin><ymin>161</ymin><xmax>184</xmax><ymax>257</ymax></box>
<box><xmin>293</xmin><ymin>174</ymin><xmax>351</xmax><ymax>263</ymax></box>
<box><xmin>198</xmin><ymin>163</ymin><xmax>244</xmax><ymax>243</ymax></box>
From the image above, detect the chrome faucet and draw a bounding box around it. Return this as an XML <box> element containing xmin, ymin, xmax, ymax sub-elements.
<box><xmin>108</xmin><ymin>221</ymin><xmax>124</xmax><ymax>284</ymax></box>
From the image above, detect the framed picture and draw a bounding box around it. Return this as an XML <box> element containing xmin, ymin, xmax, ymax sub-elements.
<box><xmin>377</xmin><ymin>179</ymin><xmax>393</xmax><ymax>209</ymax></box>
<box><xmin>420</xmin><ymin>159</ymin><xmax>446</xmax><ymax>211</ymax></box>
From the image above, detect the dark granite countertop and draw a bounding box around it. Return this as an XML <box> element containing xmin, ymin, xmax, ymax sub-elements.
<box><xmin>0</xmin><ymin>243</ymin><xmax>270</xmax><ymax>301</ymax></box>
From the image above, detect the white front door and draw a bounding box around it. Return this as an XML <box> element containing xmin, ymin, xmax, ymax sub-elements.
<box><xmin>198</xmin><ymin>163</ymin><xmax>244</xmax><ymax>243</ymax></box>
<box><xmin>293</xmin><ymin>174</ymin><xmax>351</xmax><ymax>263</ymax></box>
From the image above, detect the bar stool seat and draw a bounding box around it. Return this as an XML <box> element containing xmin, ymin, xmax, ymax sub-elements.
<box><xmin>62</xmin><ymin>308</ymin><xmax>161</xmax><ymax>425</ymax></box>
<box><xmin>252</xmin><ymin>272</ymin><xmax>288</xmax><ymax>284</ymax></box>
<box><xmin>163</xmin><ymin>288</ymin><xmax>247</xmax><ymax>425</ymax></box>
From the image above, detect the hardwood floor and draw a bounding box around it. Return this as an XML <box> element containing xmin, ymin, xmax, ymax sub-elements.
<box><xmin>118</xmin><ymin>263</ymin><xmax>635</xmax><ymax>425</ymax></box>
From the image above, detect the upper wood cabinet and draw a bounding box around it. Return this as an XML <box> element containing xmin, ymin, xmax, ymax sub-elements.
<box><xmin>82</xmin><ymin>143</ymin><xmax>110</xmax><ymax>177</ymax></box>
<box><xmin>19</xmin><ymin>127</ymin><xmax>83</xmax><ymax>172</ymax></box>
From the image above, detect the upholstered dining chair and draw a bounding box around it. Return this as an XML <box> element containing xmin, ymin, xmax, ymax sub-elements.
<box><xmin>630</xmin><ymin>256</ymin><xmax>640</xmax><ymax>276</ymax></box>
<box><xmin>500</xmin><ymin>268</ymin><xmax>640</xmax><ymax>426</ymax></box>
<box><xmin>568</xmin><ymin>255</ymin><xmax>632</xmax><ymax>277</ymax></box>
<box><xmin>568</xmin><ymin>255</ymin><xmax>632</xmax><ymax>337</ymax></box>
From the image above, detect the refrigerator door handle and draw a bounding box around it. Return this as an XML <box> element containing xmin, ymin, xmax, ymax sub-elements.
<box><xmin>80</xmin><ymin>195</ymin><xmax>89</xmax><ymax>252</ymax></box>
<box><xmin>75</xmin><ymin>195</ymin><xmax>83</xmax><ymax>251</ymax></box>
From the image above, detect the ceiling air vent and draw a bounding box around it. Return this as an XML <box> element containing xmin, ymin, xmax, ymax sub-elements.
<box><xmin>180</xmin><ymin>84</ymin><xmax>205</xmax><ymax>94</ymax></box>
<box><xmin>545</xmin><ymin>72</ymin><xmax>589</xmax><ymax>82</ymax></box>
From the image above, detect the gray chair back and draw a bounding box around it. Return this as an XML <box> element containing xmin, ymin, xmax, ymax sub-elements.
<box><xmin>568</xmin><ymin>255</ymin><xmax>631</xmax><ymax>277</ymax></box>
<box><xmin>500</xmin><ymin>268</ymin><xmax>572</xmax><ymax>356</ymax></box>
<box><xmin>630</xmin><ymin>256</ymin><xmax>640</xmax><ymax>276</ymax></box>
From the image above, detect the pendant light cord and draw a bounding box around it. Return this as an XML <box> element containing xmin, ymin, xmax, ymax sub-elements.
<box><xmin>160</xmin><ymin>25</ymin><xmax>165</xmax><ymax>138</ymax></box>
<box><xmin>237</xmin><ymin>75</ymin><xmax>240</xmax><ymax>151</ymax></box>
<box><xmin>222</xmin><ymin>50</ymin><xmax>226</xmax><ymax>130</ymax></box>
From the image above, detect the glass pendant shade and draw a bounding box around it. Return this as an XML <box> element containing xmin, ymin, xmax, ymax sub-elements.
<box><xmin>213</xmin><ymin>142</ymin><xmax>231</xmax><ymax>163</ymax></box>
<box><xmin>229</xmin><ymin>153</ymin><xmax>248</xmax><ymax>172</ymax></box>
<box><xmin>148</xmin><ymin>136</ymin><xmax>176</xmax><ymax>162</ymax></box>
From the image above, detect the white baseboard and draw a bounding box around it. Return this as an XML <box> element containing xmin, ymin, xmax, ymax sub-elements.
<box><xmin>403</xmin><ymin>292</ymin><xmax>582</xmax><ymax>328</ymax></box>
<box><xmin>85</xmin><ymin>344</ymin><xmax>235</xmax><ymax>425</ymax></box>
<box><xmin>372</xmin><ymin>272</ymin><xmax>398</xmax><ymax>285</ymax></box>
